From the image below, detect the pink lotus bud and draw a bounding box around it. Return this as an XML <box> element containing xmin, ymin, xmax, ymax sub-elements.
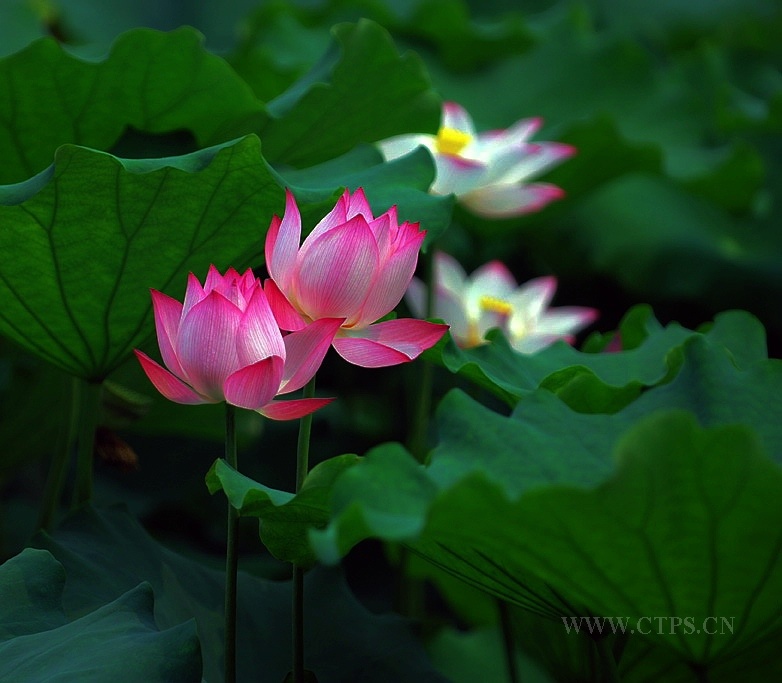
<box><xmin>264</xmin><ymin>189</ymin><xmax>448</xmax><ymax>368</ymax></box>
<box><xmin>135</xmin><ymin>266</ymin><xmax>343</xmax><ymax>420</ymax></box>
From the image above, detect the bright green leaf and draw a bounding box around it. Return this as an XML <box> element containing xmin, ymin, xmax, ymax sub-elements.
<box><xmin>206</xmin><ymin>453</ymin><xmax>360</xmax><ymax>566</ymax></box>
<box><xmin>427</xmin><ymin>307</ymin><xmax>765</xmax><ymax>411</ymax></box>
<box><xmin>0</xmin><ymin>27</ymin><xmax>265</xmax><ymax>183</ymax></box>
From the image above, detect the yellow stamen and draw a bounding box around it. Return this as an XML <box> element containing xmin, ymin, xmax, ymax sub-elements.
<box><xmin>435</xmin><ymin>127</ymin><xmax>472</xmax><ymax>156</ymax></box>
<box><xmin>479</xmin><ymin>295</ymin><xmax>513</xmax><ymax>316</ymax></box>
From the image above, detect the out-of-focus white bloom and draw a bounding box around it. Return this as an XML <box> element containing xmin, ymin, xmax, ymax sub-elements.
<box><xmin>406</xmin><ymin>251</ymin><xmax>598</xmax><ymax>353</ymax></box>
<box><xmin>378</xmin><ymin>101</ymin><xmax>575</xmax><ymax>217</ymax></box>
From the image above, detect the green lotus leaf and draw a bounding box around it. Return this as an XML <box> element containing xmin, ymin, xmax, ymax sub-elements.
<box><xmin>0</xmin><ymin>136</ymin><xmax>280</xmax><ymax>380</ymax></box>
<box><xmin>0</xmin><ymin>27</ymin><xmax>265</xmax><ymax>184</ymax></box>
<box><xmin>0</xmin><ymin>548</ymin><xmax>201</xmax><ymax>681</ymax></box>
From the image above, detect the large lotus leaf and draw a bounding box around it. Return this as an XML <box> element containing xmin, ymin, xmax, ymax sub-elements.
<box><xmin>0</xmin><ymin>547</ymin><xmax>67</xmax><ymax>640</ymax></box>
<box><xmin>32</xmin><ymin>505</ymin><xmax>448</xmax><ymax>683</ymax></box>
<box><xmin>260</xmin><ymin>19</ymin><xmax>441</xmax><ymax>167</ymax></box>
<box><xmin>308</xmin><ymin>331</ymin><xmax>782</xmax><ymax>673</ymax></box>
<box><xmin>0</xmin><ymin>548</ymin><xmax>201</xmax><ymax>681</ymax></box>
<box><xmin>428</xmin><ymin>335</ymin><xmax>782</xmax><ymax>499</ymax></box>
<box><xmin>281</xmin><ymin>144</ymin><xmax>455</xmax><ymax>249</ymax></box>
<box><xmin>314</xmin><ymin>411</ymin><xmax>782</xmax><ymax>675</ymax></box>
<box><xmin>0</xmin><ymin>27</ymin><xmax>265</xmax><ymax>184</ymax></box>
<box><xmin>426</xmin><ymin>306</ymin><xmax>766</xmax><ymax>410</ymax></box>
<box><xmin>467</xmin><ymin>412</ymin><xmax>782</xmax><ymax>665</ymax></box>
<box><xmin>0</xmin><ymin>136</ymin><xmax>281</xmax><ymax>380</ymax></box>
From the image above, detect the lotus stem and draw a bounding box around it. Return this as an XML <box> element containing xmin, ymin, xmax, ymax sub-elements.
<box><xmin>224</xmin><ymin>403</ymin><xmax>238</xmax><ymax>683</ymax></box>
<box><xmin>292</xmin><ymin>375</ymin><xmax>317</xmax><ymax>683</ymax></box>
<box><xmin>39</xmin><ymin>376</ymin><xmax>80</xmax><ymax>531</ymax></box>
<box><xmin>71</xmin><ymin>379</ymin><xmax>102</xmax><ymax>507</ymax></box>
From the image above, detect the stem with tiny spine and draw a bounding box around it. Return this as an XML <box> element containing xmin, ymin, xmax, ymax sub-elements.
<box><xmin>224</xmin><ymin>404</ymin><xmax>238</xmax><ymax>683</ymax></box>
<box><xmin>292</xmin><ymin>376</ymin><xmax>317</xmax><ymax>683</ymax></box>
<box><xmin>71</xmin><ymin>379</ymin><xmax>102</xmax><ymax>507</ymax></box>
<box><xmin>39</xmin><ymin>376</ymin><xmax>80</xmax><ymax>531</ymax></box>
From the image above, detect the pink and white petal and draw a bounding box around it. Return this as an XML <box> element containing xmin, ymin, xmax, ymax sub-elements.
<box><xmin>433</xmin><ymin>287</ymin><xmax>471</xmax><ymax>345</ymax></box>
<box><xmin>474</xmin><ymin>143</ymin><xmax>549</xmax><ymax>186</ymax></box>
<box><xmin>473</xmin><ymin>120</ymin><xmax>541</xmax><ymax>161</ymax></box>
<box><xmin>354</xmin><ymin>233</ymin><xmax>424</xmax><ymax>327</ymax></box>
<box><xmin>534</xmin><ymin>307</ymin><xmax>599</xmax><ymax>337</ymax></box>
<box><xmin>434</xmin><ymin>251</ymin><xmax>468</xmax><ymax>297</ymax></box>
<box><xmin>258</xmin><ymin>397</ymin><xmax>335</xmax><ymax>421</ymax></box>
<box><xmin>499</xmin><ymin>142</ymin><xmax>577</xmax><ymax>185</ymax></box>
<box><xmin>333</xmin><ymin>319</ymin><xmax>449</xmax><ymax>368</ymax></box>
<box><xmin>203</xmin><ymin>264</ymin><xmax>226</xmax><ymax>293</ymax></box>
<box><xmin>377</xmin><ymin>134</ymin><xmax>435</xmax><ymax>162</ymax></box>
<box><xmin>467</xmin><ymin>260</ymin><xmax>518</xmax><ymax>308</ymax></box>
<box><xmin>149</xmin><ymin>289</ymin><xmax>185</xmax><ymax>379</ymax></box>
<box><xmin>475</xmin><ymin>310</ymin><xmax>507</xmax><ymax>341</ymax></box>
<box><xmin>223</xmin><ymin>356</ymin><xmax>285</xmax><ymax>410</ymax></box>
<box><xmin>296</xmin><ymin>217</ymin><xmax>379</xmax><ymax>322</ymax></box>
<box><xmin>442</xmin><ymin>101</ymin><xmax>476</xmax><ymax>137</ymax></box>
<box><xmin>461</xmin><ymin>182</ymin><xmax>565</xmax><ymax>218</ymax></box>
<box><xmin>177</xmin><ymin>291</ymin><xmax>243</xmax><ymax>399</ymax></box>
<box><xmin>134</xmin><ymin>350</ymin><xmax>211</xmax><ymax>405</ymax></box>
<box><xmin>499</xmin><ymin>117</ymin><xmax>544</xmax><ymax>146</ymax></box>
<box><xmin>279</xmin><ymin>318</ymin><xmax>344</xmax><ymax>394</ymax></box>
<box><xmin>264</xmin><ymin>279</ymin><xmax>308</xmax><ymax>331</ymax></box>
<box><xmin>509</xmin><ymin>332</ymin><xmax>568</xmax><ymax>355</ymax></box>
<box><xmin>332</xmin><ymin>337</ymin><xmax>410</xmax><ymax>368</ymax></box>
<box><xmin>265</xmin><ymin>189</ymin><xmax>302</xmax><ymax>291</ymax></box>
<box><xmin>345</xmin><ymin>187</ymin><xmax>374</xmax><ymax>220</ymax></box>
<box><xmin>510</xmin><ymin>276</ymin><xmax>558</xmax><ymax>320</ymax></box>
<box><xmin>432</xmin><ymin>154</ymin><xmax>487</xmax><ymax>196</ymax></box>
<box><xmin>181</xmin><ymin>272</ymin><xmax>207</xmax><ymax>320</ymax></box>
<box><xmin>303</xmin><ymin>190</ymin><xmax>350</xmax><ymax>246</ymax></box>
<box><xmin>213</xmin><ymin>269</ymin><xmax>246</xmax><ymax>307</ymax></box>
<box><xmin>236</xmin><ymin>286</ymin><xmax>286</xmax><ymax>365</ymax></box>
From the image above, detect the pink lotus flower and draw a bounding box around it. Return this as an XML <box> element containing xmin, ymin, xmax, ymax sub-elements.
<box><xmin>406</xmin><ymin>251</ymin><xmax>598</xmax><ymax>353</ymax></box>
<box><xmin>378</xmin><ymin>101</ymin><xmax>575</xmax><ymax>218</ymax></box>
<box><xmin>264</xmin><ymin>188</ymin><xmax>448</xmax><ymax>368</ymax></box>
<box><xmin>134</xmin><ymin>266</ymin><xmax>343</xmax><ymax>420</ymax></box>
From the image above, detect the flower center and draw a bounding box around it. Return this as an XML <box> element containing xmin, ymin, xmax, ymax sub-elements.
<box><xmin>479</xmin><ymin>295</ymin><xmax>513</xmax><ymax>316</ymax></box>
<box><xmin>435</xmin><ymin>127</ymin><xmax>472</xmax><ymax>156</ymax></box>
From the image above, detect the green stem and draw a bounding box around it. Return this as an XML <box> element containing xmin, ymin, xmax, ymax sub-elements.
<box><xmin>224</xmin><ymin>404</ymin><xmax>238</xmax><ymax>683</ymax></box>
<box><xmin>71</xmin><ymin>380</ymin><xmax>102</xmax><ymax>507</ymax></box>
<box><xmin>292</xmin><ymin>376</ymin><xmax>317</xmax><ymax>683</ymax></box>
<box><xmin>497</xmin><ymin>600</ymin><xmax>520</xmax><ymax>683</ymax></box>
<box><xmin>39</xmin><ymin>376</ymin><xmax>80</xmax><ymax>531</ymax></box>
<box><xmin>595</xmin><ymin>634</ymin><xmax>621</xmax><ymax>683</ymax></box>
